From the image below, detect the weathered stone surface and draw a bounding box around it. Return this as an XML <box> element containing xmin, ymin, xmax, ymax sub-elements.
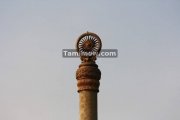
<box><xmin>76</xmin><ymin>62</ymin><xmax>101</xmax><ymax>120</ymax></box>
<box><xmin>79</xmin><ymin>91</ymin><xmax>97</xmax><ymax>120</ymax></box>
<box><xmin>76</xmin><ymin>62</ymin><xmax>101</xmax><ymax>92</ymax></box>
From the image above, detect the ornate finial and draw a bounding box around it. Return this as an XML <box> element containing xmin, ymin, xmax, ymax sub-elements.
<box><xmin>76</xmin><ymin>32</ymin><xmax>102</xmax><ymax>62</ymax></box>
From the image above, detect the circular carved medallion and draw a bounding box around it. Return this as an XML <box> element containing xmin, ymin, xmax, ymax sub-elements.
<box><xmin>76</xmin><ymin>32</ymin><xmax>102</xmax><ymax>56</ymax></box>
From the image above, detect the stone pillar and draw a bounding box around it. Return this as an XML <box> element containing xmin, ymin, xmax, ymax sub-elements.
<box><xmin>75</xmin><ymin>32</ymin><xmax>102</xmax><ymax>120</ymax></box>
<box><xmin>79</xmin><ymin>91</ymin><xmax>97</xmax><ymax>120</ymax></box>
<box><xmin>76</xmin><ymin>62</ymin><xmax>101</xmax><ymax>120</ymax></box>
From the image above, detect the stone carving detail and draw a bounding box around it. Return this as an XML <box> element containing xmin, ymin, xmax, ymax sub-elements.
<box><xmin>80</xmin><ymin>56</ymin><xmax>97</xmax><ymax>63</ymax></box>
<box><xmin>76</xmin><ymin>32</ymin><xmax>102</xmax><ymax>92</ymax></box>
<box><xmin>76</xmin><ymin>32</ymin><xmax>102</xmax><ymax>63</ymax></box>
<box><xmin>77</xmin><ymin>79</ymin><xmax>100</xmax><ymax>92</ymax></box>
<box><xmin>76</xmin><ymin>62</ymin><xmax>101</xmax><ymax>92</ymax></box>
<box><xmin>76</xmin><ymin>65</ymin><xmax>101</xmax><ymax>80</ymax></box>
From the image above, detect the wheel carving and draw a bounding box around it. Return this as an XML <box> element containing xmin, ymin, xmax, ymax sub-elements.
<box><xmin>76</xmin><ymin>32</ymin><xmax>102</xmax><ymax>56</ymax></box>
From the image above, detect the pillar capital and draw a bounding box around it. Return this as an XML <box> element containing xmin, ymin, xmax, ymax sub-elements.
<box><xmin>76</xmin><ymin>32</ymin><xmax>102</xmax><ymax>92</ymax></box>
<box><xmin>76</xmin><ymin>62</ymin><xmax>101</xmax><ymax>92</ymax></box>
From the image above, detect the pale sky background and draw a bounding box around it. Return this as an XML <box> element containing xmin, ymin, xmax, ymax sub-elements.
<box><xmin>0</xmin><ymin>0</ymin><xmax>180</xmax><ymax>120</ymax></box>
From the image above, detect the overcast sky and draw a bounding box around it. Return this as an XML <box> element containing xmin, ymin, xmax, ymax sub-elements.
<box><xmin>0</xmin><ymin>0</ymin><xmax>180</xmax><ymax>120</ymax></box>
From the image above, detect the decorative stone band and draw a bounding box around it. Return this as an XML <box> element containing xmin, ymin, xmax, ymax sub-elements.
<box><xmin>76</xmin><ymin>62</ymin><xmax>101</xmax><ymax>92</ymax></box>
<box><xmin>77</xmin><ymin>79</ymin><xmax>100</xmax><ymax>92</ymax></box>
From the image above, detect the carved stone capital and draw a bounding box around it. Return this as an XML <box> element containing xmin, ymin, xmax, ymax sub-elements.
<box><xmin>76</xmin><ymin>62</ymin><xmax>101</xmax><ymax>92</ymax></box>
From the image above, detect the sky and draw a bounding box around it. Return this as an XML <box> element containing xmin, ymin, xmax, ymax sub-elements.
<box><xmin>0</xmin><ymin>0</ymin><xmax>180</xmax><ymax>120</ymax></box>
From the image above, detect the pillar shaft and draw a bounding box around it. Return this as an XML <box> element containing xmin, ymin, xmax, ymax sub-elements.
<box><xmin>76</xmin><ymin>62</ymin><xmax>101</xmax><ymax>120</ymax></box>
<box><xmin>79</xmin><ymin>91</ymin><xmax>97</xmax><ymax>120</ymax></box>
